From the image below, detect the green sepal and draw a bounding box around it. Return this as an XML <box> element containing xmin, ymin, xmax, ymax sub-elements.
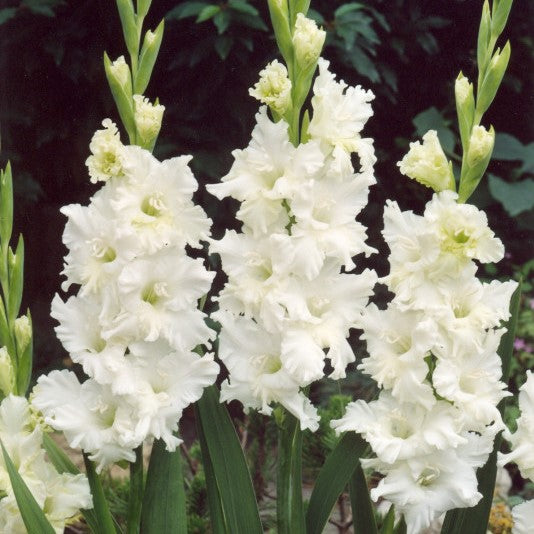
<box><xmin>305</xmin><ymin>432</ymin><xmax>368</xmax><ymax>534</ymax></box>
<box><xmin>136</xmin><ymin>0</ymin><xmax>152</xmax><ymax>19</ymax></box>
<box><xmin>441</xmin><ymin>281</ymin><xmax>521</xmax><ymax>534</ymax></box>
<box><xmin>1</xmin><ymin>440</ymin><xmax>56</xmax><ymax>534</ymax></box>
<box><xmin>116</xmin><ymin>0</ymin><xmax>139</xmax><ymax>58</ymax></box>
<box><xmin>15</xmin><ymin>309</ymin><xmax>33</xmax><ymax>396</ymax></box>
<box><xmin>458</xmin><ymin>126</ymin><xmax>494</xmax><ymax>203</ymax></box>
<box><xmin>294</xmin><ymin>0</ymin><xmax>310</xmax><ymax>17</ymax></box>
<box><xmin>7</xmin><ymin>236</ymin><xmax>24</xmax><ymax>325</ymax></box>
<box><xmin>477</xmin><ymin>0</ymin><xmax>491</xmax><ymax>73</ymax></box>
<box><xmin>140</xmin><ymin>437</ymin><xmax>187</xmax><ymax>534</ymax></box>
<box><xmin>491</xmin><ymin>0</ymin><xmax>513</xmax><ymax>38</ymax></box>
<box><xmin>476</xmin><ymin>41</ymin><xmax>511</xmax><ymax>122</ymax></box>
<box><xmin>455</xmin><ymin>72</ymin><xmax>475</xmax><ymax>151</ymax></box>
<box><xmin>41</xmin><ymin>433</ymin><xmax>101</xmax><ymax>533</ymax></box>
<box><xmin>349</xmin><ymin>463</ymin><xmax>378</xmax><ymax>534</ymax></box>
<box><xmin>0</xmin><ymin>163</ymin><xmax>13</xmax><ymax>249</ymax></box>
<box><xmin>83</xmin><ymin>453</ymin><xmax>118</xmax><ymax>534</ymax></box>
<box><xmin>380</xmin><ymin>505</ymin><xmax>395</xmax><ymax>534</ymax></box>
<box><xmin>267</xmin><ymin>0</ymin><xmax>293</xmax><ymax>66</ymax></box>
<box><xmin>104</xmin><ymin>52</ymin><xmax>136</xmax><ymax>143</ymax></box>
<box><xmin>135</xmin><ymin>19</ymin><xmax>164</xmax><ymax>95</ymax></box>
<box><xmin>300</xmin><ymin>109</ymin><xmax>311</xmax><ymax>143</ymax></box>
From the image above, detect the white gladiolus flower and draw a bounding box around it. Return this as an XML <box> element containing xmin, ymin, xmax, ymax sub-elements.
<box><xmin>209</xmin><ymin>60</ymin><xmax>377</xmax><ymax>428</ymax></box>
<box><xmin>512</xmin><ymin>500</ymin><xmax>534</xmax><ymax>534</ymax></box>
<box><xmin>85</xmin><ymin>119</ymin><xmax>125</xmax><ymax>183</ymax></box>
<box><xmin>398</xmin><ymin>130</ymin><xmax>455</xmax><ymax>192</ymax></box>
<box><xmin>309</xmin><ymin>58</ymin><xmax>374</xmax><ymax>153</ymax></box>
<box><xmin>0</xmin><ymin>395</ymin><xmax>92</xmax><ymax>532</ymax></box>
<box><xmin>249</xmin><ymin>60</ymin><xmax>292</xmax><ymax>114</ymax></box>
<box><xmin>499</xmin><ymin>371</ymin><xmax>534</xmax><ymax>481</ymax></box>
<box><xmin>34</xmin><ymin>135</ymin><xmax>217</xmax><ymax>469</ymax></box>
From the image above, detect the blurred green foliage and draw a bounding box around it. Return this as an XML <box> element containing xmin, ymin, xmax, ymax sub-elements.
<box><xmin>0</xmin><ymin>0</ymin><xmax>532</xmax><ymax>378</ymax></box>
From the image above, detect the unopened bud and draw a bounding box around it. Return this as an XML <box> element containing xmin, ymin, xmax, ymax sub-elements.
<box><xmin>109</xmin><ymin>56</ymin><xmax>132</xmax><ymax>92</ymax></box>
<box><xmin>398</xmin><ymin>130</ymin><xmax>455</xmax><ymax>192</ymax></box>
<box><xmin>292</xmin><ymin>14</ymin><xmax>325</xmax><ymax>70</ymax></box>
<box><xmin>15</xmin><ymin>315</ymin><xmax>32</xmax><ymax>353</ymax></box>
<box><xmin>466</xmin><ymin>125</ymin><xmax>495</xmax><ymax>167</ymax></box>
<box><xmin>0</xmin><ymin>347</ymin><xmax>15</xmax><ymax>396</ymax></box>
<box><xmin>133</xmin><ymin>95</ymin><xmax>165</xmax><ymax>148</ymax></box>
<box><xmin>249</xmin><ymin>60</ymin><xmax>292</xmax><ymax>115</ymax></box>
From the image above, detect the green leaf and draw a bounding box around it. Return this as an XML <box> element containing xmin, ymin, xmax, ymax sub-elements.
<box><xmin>196</xmin><ymin>5</ymin><xmax>220</xmax><ymax>23</ymax></box>
<box><xmin>0</xmin><ymin>8</ymin><xmax>17</xmax><ymax>25</ymax></box>
<box><xmin>214</xmin><ymin>35</ymin><xmax>233</xmax><ymax>59</ymax></box>
<box><xmin>488</xmin><ymin>174</ymin><xmax>534</xmax><ymax>217</ymax></box>
<box><xmin>166</xmin><ymin>2</ymin><xmax>209</xmax><ymax>20</ymax></box>
<box><xmin>380</xmin><ymin>505</ymin><xmax>395</xmax><ymax>534</ymax></box>
<box><xmin>213</xmin><ymin>11</ymin><xmax>230</xmax><ymax>34</ymax></box>
<box><xmin>127</xmin><ymin>445</ymin><xmax>144</xmax><ymax>534</ymax></box>
<box><xmin>349</xmin><ymin>463</ymin><xmax>378</xmax><ymax>534</ymax></box>
<box><xmin>1</xmin><ymin>440</ymin><xmax>56</xmax><ymax>534</ymax></box>
<box><xmin>441</xmin><ymin>282</ymin><xmax>521</xmax><ymax>534</ymax></box>
<box><xmin>228</xmin><ymin>0</ymin><xmax>258</xmax><ymax>16</ymax></box>
<box><xmin>306</xmin><ymin>432</ymin><xmax>367</xmax><ymax>534</ymax></box>
<box><xmin>83</xmin><ymin>453</ymin><xmax>118</xmax><ymax>534</ymax></box>
<box><xmin>334</xmin><ymin>3</ymin><xmax>363</xmax><ymax>18</ymax></box>
<box><xmin>492</xmin><ymin>133</ymin><xmax>534</xmax><ymax>174</ymax></box>
<box><xmin>135</xmin><ymin>19</ymin><xmax>164</xmax><ymax>94</ymax></box>
<box><xmin>140</xmin><ymin>438</ymin><xmax>187</xmax><ymax>533</ymax></box>
<box><xmin>195</xmin><ymin>385</ymin><xmax>263</xmax><ymax>534</ymax></box>
<box><xmin>41</xmin><ymin>433</ymin><xmax>100</xmax><ymax>533</ymax></box>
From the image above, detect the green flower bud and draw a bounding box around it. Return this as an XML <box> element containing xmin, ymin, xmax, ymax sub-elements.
<box><xmin>466</xmin><ymin>125</ymin><xmax>495</xmax><ymax>168</ymax></box>
<box><xmin>0</xmin><ymin>346</ymin><xmax>15</xmax><ymax>397</ymax></box>
<box><xmin>249</xmin><ymin>60</ymin><xmax>292</xmax><ymax>116</ymax></box>
<box><xmin>476</xmin><ymin>41</ymin><xmax>511</xmax><ymax>121</ymax></box>
<box><xmin>109</xmin><ymin>55</ymin><xmax>132</xmax><ymax>93</ymax></box>
<box><xmin>398</xmin><ymin>130</ymin><xmax>455</xmax><ymax>193</ymax></box>
<box><xmin>133</xmin><ymin>95</ymin><xmax>165</xmax><ymax>150</ymax></box>
<box><xmin>14</xmin><ymin>315</ymin><xmax>31</xmax><ymax>354</ymax></box>
<box><xmin>455</xmin><ymin>72</ymin><xmax>475</xmax><ymax>151</ymax></box>
<box><xmin>267</xmin><ymin>0</ymin><xmax>292</xmax><ymax>65</ymax></box>
<box><xmin>292</xmin><ymin>13</ymin><xmax>325</xmax><ymax>70</ymax></box>
<box><xmin>135</xmin><ymin>20</ymin><xmax>164</xmax><ymax>95</ymax></box>
<box><xmin>0</xmin><ymin>163</ymin><xmax>13</xmax><ymax>249</ymax></box>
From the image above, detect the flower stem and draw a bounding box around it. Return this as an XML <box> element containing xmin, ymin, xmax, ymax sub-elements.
<box><xmin>127</xmin><ymin>444</ymin><xmax>144</xmax><ymax>534</ymax></box>
<box><xmin>277</xmin><ymin>410</ymin><xmax>305</xmax><ymax>534</ymax></box>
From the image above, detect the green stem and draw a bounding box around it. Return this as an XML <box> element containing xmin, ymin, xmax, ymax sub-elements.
<box><xmin>277</xmin><ymin>411</ymin><xmax>305</xmax><ymax>534</ymax></box>
<box><xmin>127</xmin><ymin>444</ymin><xmax>144</xmax><ymax>534</ymax></box>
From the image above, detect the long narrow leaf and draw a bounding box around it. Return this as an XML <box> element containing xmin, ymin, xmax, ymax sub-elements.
<box><xmin>349</xmin><ymin>463</ymin><xmax>377</xmax><ymax>534</ymax></box>
<box><xmin>140</xmin><ymin>437</ymin><xmax>187</xmax><ymax>533</ymax></box>
<box><xmin>42</xmin><ymin>434</ymin><xmax>100</xmax><ymax>533</ymax></box>
<box><xmin>196</xmin><ymin>385</ymin><xmax>263</xmax><ymax>534</ymax></box>
<box><xmin>380</xmin><ymin>505</ymin><xmax>395</xmax><ymax>534</ymax></box>
<box><xmin>1</xmin><ymin>440</ymin><xmax>55</xmax><ymax>534</ymax></box>
<box><xmin>83</xmin><ymin>453</ymin><xmax>118</xmax><ymax>534</ymax></box>
<box><xmin>305</xmin><ymin>432</ymin><xmax>367</xmax><ymax>534</ymax></box>
<box><xmin>196</xmin><ymin>408</ymin><xmax>228</xmax><ymax>534</ymax></box>
<box><xmin>441</xmin><ymin>280</ymin><xmax>521</xmax><ymax>534</ymax></box>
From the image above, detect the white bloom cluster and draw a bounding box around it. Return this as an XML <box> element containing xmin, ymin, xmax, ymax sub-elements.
<box><xmin>208</xmin><ymin>59</ymin><xmax>377</xmax><ymax>431</ymax></box>
<box><xmin>332</xmin><ymin>190</ymin><xmax>517</xmax><ymax>533</ymax></box>
<box><xmin>0</xmin><ymin>395</ymin><xmax>92</xmax><ymax>533</ymax></box>
<box><xmin>32</xmin><ymin>122</ymin><xmax>218</xmax><ymax>472</ymax></box>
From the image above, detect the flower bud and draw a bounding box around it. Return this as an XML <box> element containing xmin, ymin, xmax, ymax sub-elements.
<box><xmin>455</xmin><ymin>72</ymin><xmax>475</xmax><ymax>151</ymax></box>
<box><xmin>0</xmin><ymin>346</ymin><xmax>15</xmax><ymax>396</ymax></box>
<box><xmin>398</xmin><ymin>130</ymin><xmax>455</xmax><ymax>192</ymax></box>
<box><xmin>15</xmin><ymin>315</ymin><xmax>32</xmax><ymax>353</ymax></box>
<box><xmin>466</xmin><ymin>125</ymin><xmax>495</xmax><ymax>167</ymax></box>
<box><xmin>109</xmin><ymin>56</ymin><xmax>132</xmax><ymax>94</ymax></box>
<box><xmin>249</xmin><ymin>60</ymin><xmax>292</xmax><ymax>115</ymax></box>
<box><xmin>292</xmin><ymin>13</ymin><xmax>325</xmax><ymax>70</ymax></box>
<box><xmin>133</xmin><ymin>95</ymin><xmax>165</xmax><ymax>149</ymax></box>
<box><xmin>85</xmin><ymin>119</ymin><xmax>125</xmax><ymax>183</ymax></box>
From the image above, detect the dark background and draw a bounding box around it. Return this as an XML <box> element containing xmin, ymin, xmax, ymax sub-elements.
<box><xmin>0</xmin><ymin>0</ymin><xmax>532</xmax><ymax>377</ymax></box>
